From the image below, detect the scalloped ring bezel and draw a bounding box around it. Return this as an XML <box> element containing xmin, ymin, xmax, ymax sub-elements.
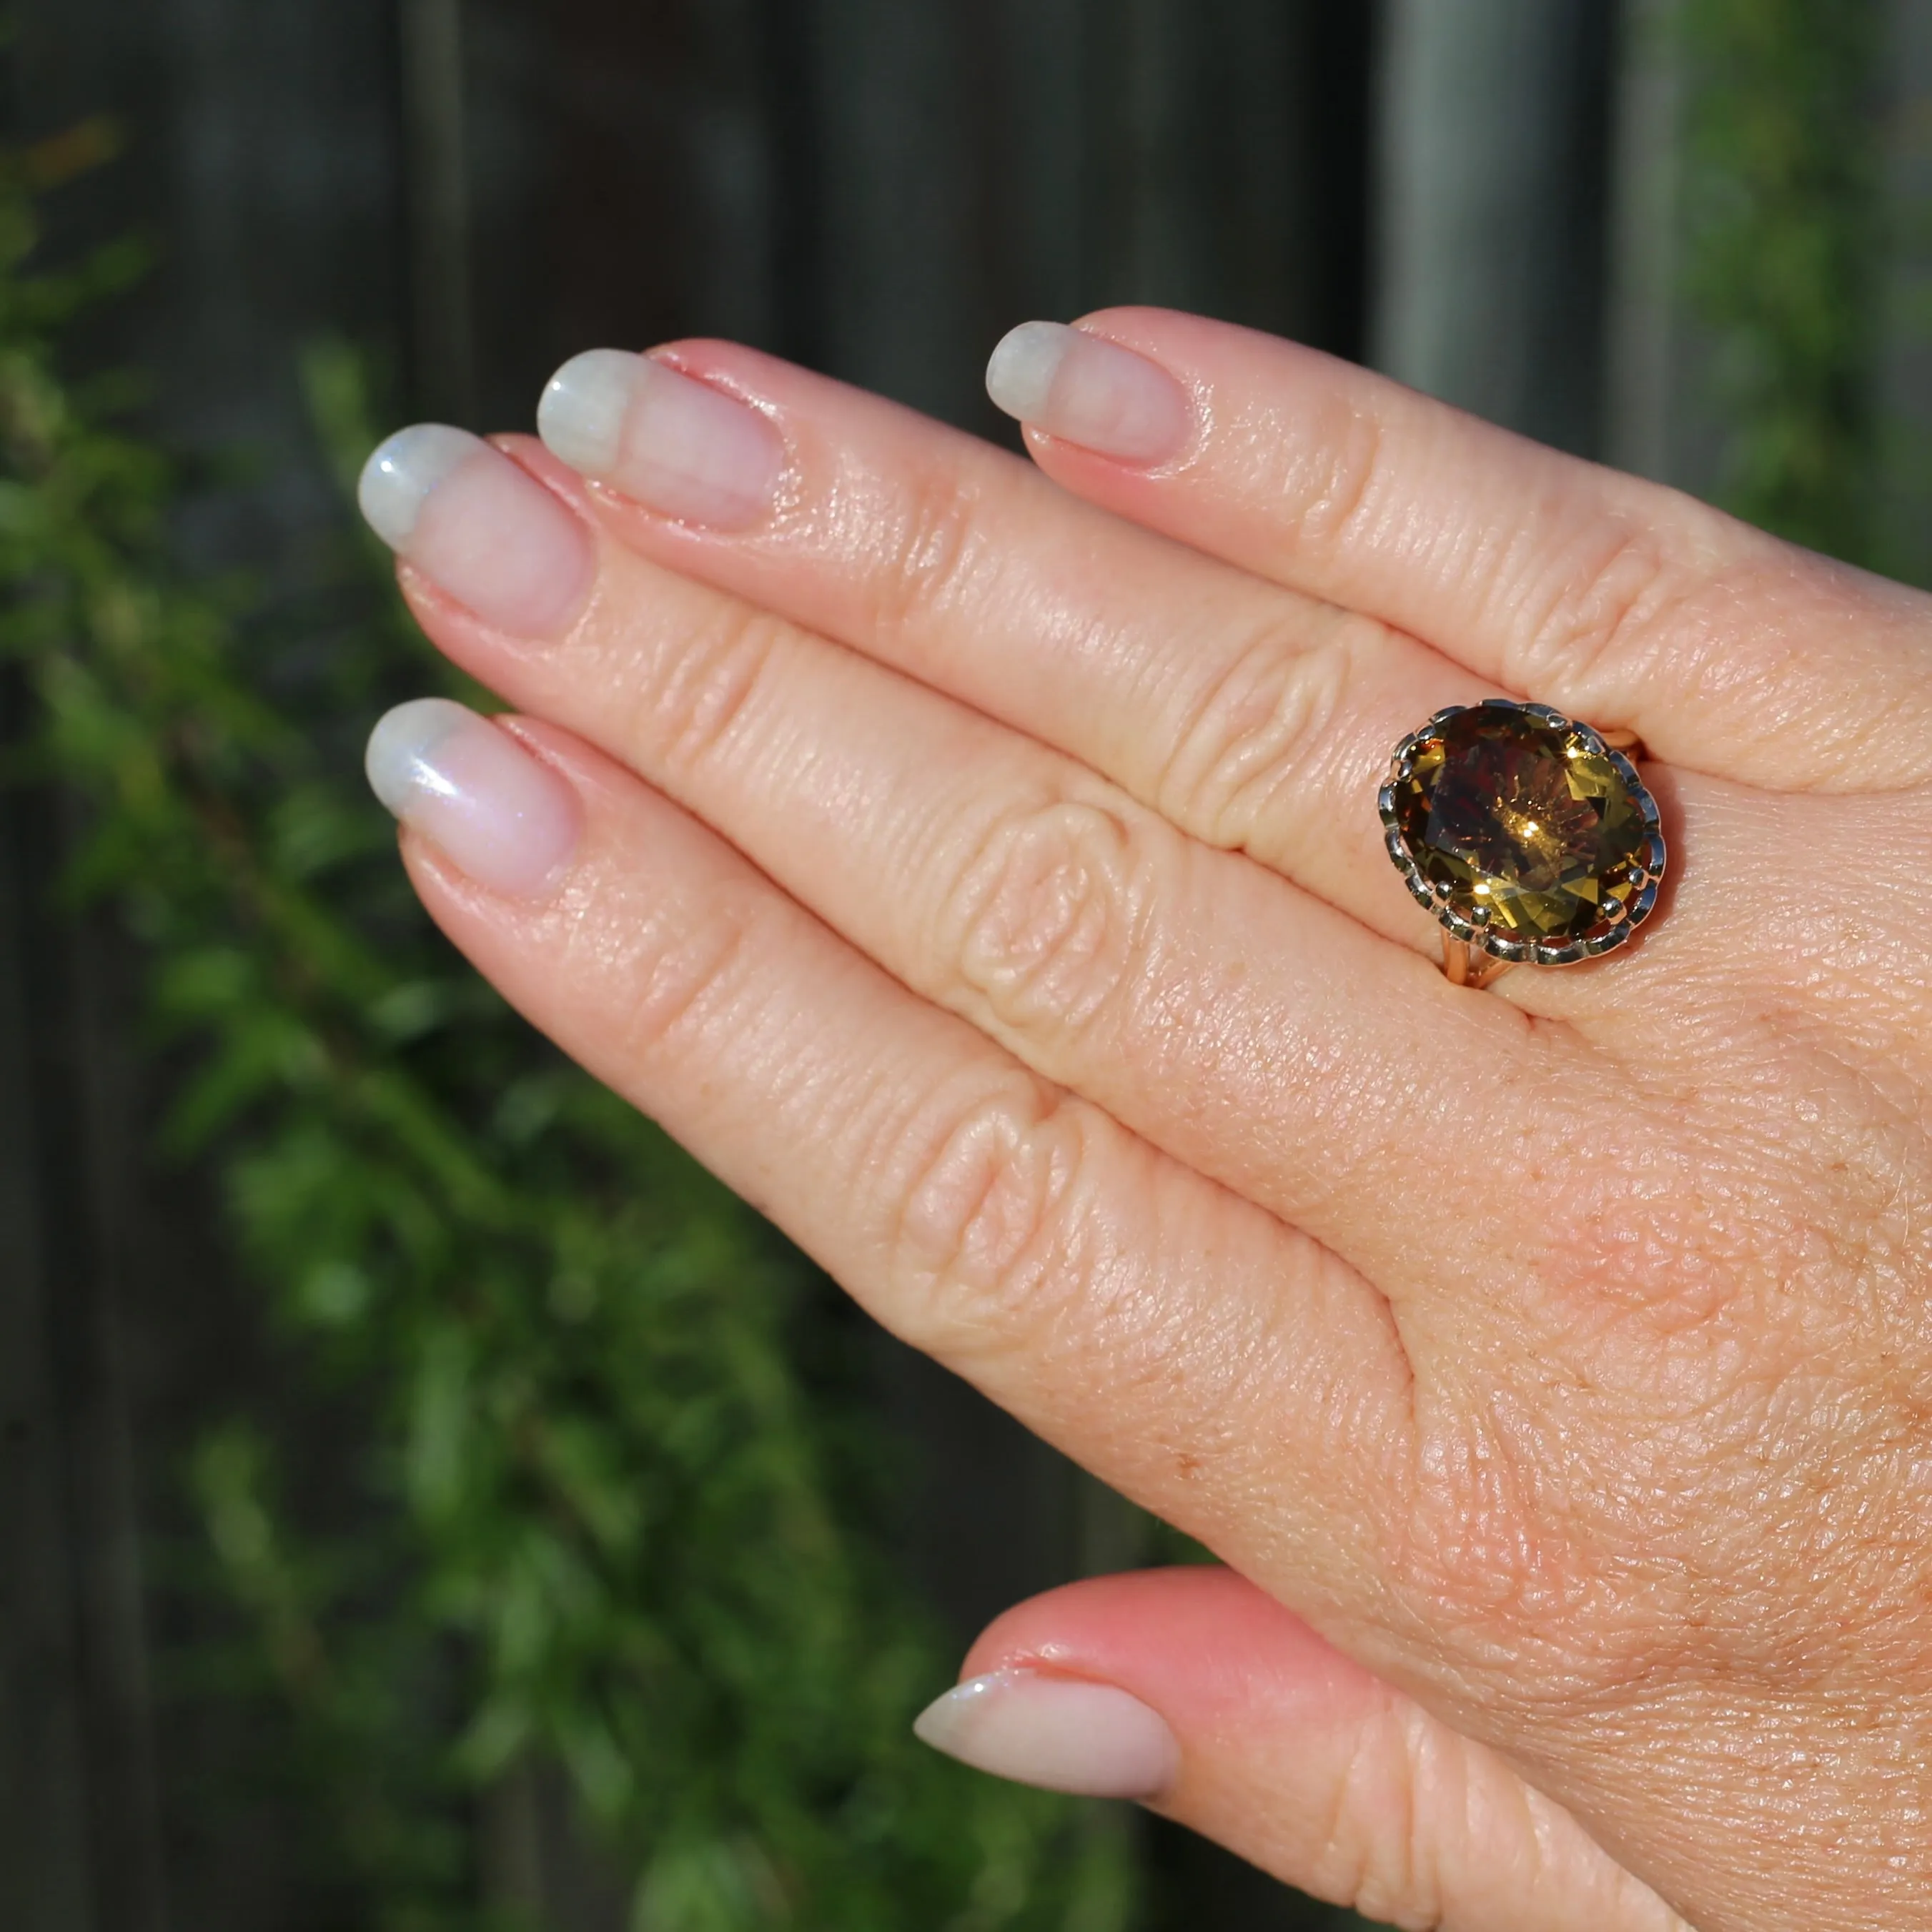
<box><xmin>1377</xmin><ymin>698</ymin><xmax>1668</xmax><ymax>974</ymax></box>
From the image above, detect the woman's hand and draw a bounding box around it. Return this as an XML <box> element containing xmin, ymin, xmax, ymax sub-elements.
<box><xmin>357</xmin><ymin>309</ymin><xmax>1932</xmax><ymax>1932</ymax></box>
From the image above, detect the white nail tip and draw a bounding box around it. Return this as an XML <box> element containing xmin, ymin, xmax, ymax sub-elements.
<box><xmin>986</xmin><ymin>320</ymin><xmax>1076</xmax><ymax>424</ymax></box>
<box><xmin>538</xmin><ymin>348</ymin><xmax>643</xmax><ymax>480</ymax></box>
<box><xmin>364</xmin><ymin>697</ymin><xmax>471</xmax><ymax>818</ymax></box>
<box><xmin>913</xmin><ymin>1670</ymin><xmax>1179</xmax><ymax>1800</ymax></box>
<box><xmin>357</xmin><ymin>424</ymin><xmax>487</xmax><ymax>551</ymax></box>
<box><xmin>365</xmin><ymin>699</ymin><xmax>579</xmax><ymax>898</ymax></box>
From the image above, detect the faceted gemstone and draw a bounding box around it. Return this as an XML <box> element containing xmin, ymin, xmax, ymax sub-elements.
<box><xmin>1389</xmin><ymin>706</ymin><xmax>1652</xmax><ymax>944</ymax></box>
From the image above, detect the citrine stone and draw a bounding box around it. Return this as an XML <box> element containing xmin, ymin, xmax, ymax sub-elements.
<box><xmin>1388</xmin><ymin>705</ymin><xmax>1653</xmax><ymax>946</ymax></box>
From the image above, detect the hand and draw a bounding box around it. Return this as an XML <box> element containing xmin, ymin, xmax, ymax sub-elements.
<box><xmin>355</xmin><ymin>310</ymin><xmax>1932</xmax><ymax>1932</ymax></box>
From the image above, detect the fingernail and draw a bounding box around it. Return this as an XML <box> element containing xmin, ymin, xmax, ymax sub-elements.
<box><xmin>357</xmin><ymin>425</ymin><xmax>595</xmax><ymax>638</ymax></box>
<box><xmin>912</xmin><ymin>1670</ymin><xmax>1179</xmax><ymax>1800</ymax></box>
<box><xmin>986</xmin><ymin>322</ymin><xmax>1191</xmax><ymax>465</ymax></box>
<box><xmin>538</xmin><ymin>349</ymin><xmax>784</xmax><ymax>530</ymax></box>
<box><xmin>365</xmin><ymin>698</ymin><xmax>580</xmax><ymax>896</ymax></box>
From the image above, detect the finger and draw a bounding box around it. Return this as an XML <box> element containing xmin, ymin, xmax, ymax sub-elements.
<box><xmin>986</xmin><ymin>309</ymin><xmax>1932</xmax><ymax>793</ymax></box>
<box><xmin>525</xmin><ymin>347</ymin><xmax>1500</xmax><ymax>948</ymax></box>
<box><xmin>393</xmin><ymin>441</ymin><xmax>1583</xmax><ymax>1292</ymax></box>
<box><xmin>919</xmin><ymin>1568</ymin><xmax>1688</xmax><ymax>1932</ymax></box>
<box><xmin>369</xmin><ymin>698</ymin><xmax>1414</xmax><ymax>1605</ymax></box>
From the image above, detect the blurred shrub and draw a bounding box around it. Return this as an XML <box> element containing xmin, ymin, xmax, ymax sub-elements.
<box><xmin>0</xmin><ymin>134</ymin><xmax>1134</xmax><ymax>1932</ymax></box>
<box><xmin>1682</xmin><ymin>0</ymin><xmax>1881</xmax><ymax>561</ymax></box>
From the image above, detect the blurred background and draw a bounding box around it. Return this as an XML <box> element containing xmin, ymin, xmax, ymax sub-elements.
<box><xmin>1</xmin><ymin>2</ymin><xmax>1923</xmax><ymax>1928</ymax></box>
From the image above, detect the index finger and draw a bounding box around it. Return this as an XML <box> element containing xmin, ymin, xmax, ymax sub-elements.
<box><xmin>392</xmin><ymin>710</ymin><xmax>1414</xmax><ymax>1599</ymax></box>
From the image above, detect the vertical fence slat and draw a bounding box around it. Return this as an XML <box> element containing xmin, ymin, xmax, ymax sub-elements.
<box><xmin>0</xmin><ymin>702</ymin><xmax>101</xmax><ymax>1932</ymax></box>
<box><xmin>1373</xmin><ymin>0</ymin><xmax>1617</xmax><ymax>452</ymax></box>
<box><xmin>401</xmin><ymin>0</ymin><xmax>480</xmax><ymax>425</ymax></box>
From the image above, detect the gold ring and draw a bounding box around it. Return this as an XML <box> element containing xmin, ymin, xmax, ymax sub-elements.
<box><xmin>1379</xmin><ymin>699</ymin><xmax>1667</xmax><ymax>989</ymax></box>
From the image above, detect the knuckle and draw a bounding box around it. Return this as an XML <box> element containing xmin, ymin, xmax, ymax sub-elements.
<box><xmin>643</xmin><ymin>603</ymin><xmax>786</xmax><ymax>777</ymax></box>
<box><xmin>1327</xmin><ymin>1710</ymin><xmax>1441</xmax><ymax>1931</ymax></box>
<box><xmin>1507</xmin><ymin>522</ymin><xmax>1697</xmax><ymax>696</ymax></box>
<box><xmin>939</xmin><ymin>794</ymin><xmax>1154</xmax><ymax>1039</ymax></box>
<box><xmin>600</xmin><ymin>898</ymin><xmax>758</xmax><ymax>1066</ymax></box>
<box><xmin>862</xmin><ymin>460</ymin><xmax>986</xmax><ymax>645</ymax></box>
<box><xmin>887</xmin><ymin>1075</ymin><xmax>1096</xmax><ymax>1348</ymax></box>
<box><xmin>1283</xmin><ymin>393</ymin><xmax>1388</xmax><ymax>550</ymax></box>
<box><xmin>1153</xmin><ymin>612</ymin><xmax>1358</xmax><ymax>851</ymax></box>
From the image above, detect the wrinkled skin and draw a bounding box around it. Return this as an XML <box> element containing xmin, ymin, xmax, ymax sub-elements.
<box><xmin>388</xmin><ymin>310</ymin><xmax>1932</xmax><ymax>1931</ymax></box>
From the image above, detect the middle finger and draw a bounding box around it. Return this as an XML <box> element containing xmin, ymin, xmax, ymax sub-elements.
<box><xmin>397</xmin><ymin>435</ymin><xmax>1590</xmax><ymax>1292</ymax></box>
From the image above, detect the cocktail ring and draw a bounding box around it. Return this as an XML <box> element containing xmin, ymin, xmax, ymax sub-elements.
<box><xmin>1379</xmin><ymin>698</ymin><xmax>1667</xmax><ymax>990</ymax></box>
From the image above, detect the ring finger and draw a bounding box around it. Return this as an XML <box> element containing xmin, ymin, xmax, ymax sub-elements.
<box><xmin>520</xmin><ymin>345</ymin><xmax>1772</xmax><ymax>1008</ymax></box>
<box><xmin>522</xmin><ymin>340</ymin><xmax>1505</xmax><ymax>958</ymax></box>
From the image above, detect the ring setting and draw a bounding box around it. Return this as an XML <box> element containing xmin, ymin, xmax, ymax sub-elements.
<box><xmin>1379</xmin><ymin>699</ymin><xmax>1666</xmax><ymax>989</ymax></box>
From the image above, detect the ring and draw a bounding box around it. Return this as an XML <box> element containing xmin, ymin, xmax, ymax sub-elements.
<box><xmin>1379</xmin><ymin>699</ymin><xmax>1667</xmax><ymax>990</ymax></box>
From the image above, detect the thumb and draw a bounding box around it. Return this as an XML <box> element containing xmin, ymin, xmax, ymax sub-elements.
<box><xmin>914</xmin><ymin>1567</ymin><xmax>1686</xmax><ymax>1932</ymax></box>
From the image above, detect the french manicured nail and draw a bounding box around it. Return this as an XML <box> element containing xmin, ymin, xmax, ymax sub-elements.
<box><xmin>365</xmin><ymin>698</ymin><xmax>580</xmax><ymax>896</ymax></box>
<box><xmin>912</xmin><ymin>1670</ymin><xmax>1179</xmax><ymax>1800</ymax></box>
<box><xmin>538</xmin><ymin>349</ymin><xmax>784</xmax><ymax>529</ymax></box>
<box><xmin>986</xmin><ymin>321</ymin><xmax>1192</xmax><ymax>465</ymax></box>
<box><xmin>357</xmin><ymin>425</ymin><xmax>595</xmax><ymax>638</ymax></box>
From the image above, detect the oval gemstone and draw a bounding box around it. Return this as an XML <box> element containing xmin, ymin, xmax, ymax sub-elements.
<box><xmin>1389</xmin><ymin>706</ymin><xmax>1651</xmax><ymax>943</ymax></box>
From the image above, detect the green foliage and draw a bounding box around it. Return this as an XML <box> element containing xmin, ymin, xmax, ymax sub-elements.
<box><xmin>0</xmin><ymin>139</ymin><xmax>1135</xmax><ymax>1930</ymax></box>
<box><xmin>1680</xmin><ymin>0</ymin><xmax>1882</xmax><ymax>560</ymax></box>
